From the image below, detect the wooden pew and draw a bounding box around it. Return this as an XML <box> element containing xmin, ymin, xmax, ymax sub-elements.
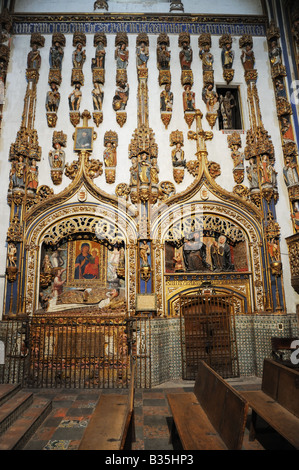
<box><xmin>78</xmin><ymin>362</ymin><xmax>135</xmax><ymax>451</ymax></box>
<box><xmin>241</xmin><ymin>358</ymin><xmax>299</xmax><ymax>449</ymax></box>
<box><xmin>167</xmin><ymin>360</ymin><xmax>248</xmax><ymax>450</ymax></box>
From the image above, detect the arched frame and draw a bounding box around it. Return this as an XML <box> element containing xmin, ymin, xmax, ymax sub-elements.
<box><xmin>151</xmin><ymin>199</ymin><xmax>265</xmax><ymax>316</ymax></box>
<box><xmin>23</xmin><ymin>201</ymin><xmax>139</xmax><ymax>316</ymax></box>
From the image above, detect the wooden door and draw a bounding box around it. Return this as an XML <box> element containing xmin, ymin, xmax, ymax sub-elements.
<box><xmin>180</xmin><ymin>292</ymin><xmax>239</xmax><ymax>379</ymax></box>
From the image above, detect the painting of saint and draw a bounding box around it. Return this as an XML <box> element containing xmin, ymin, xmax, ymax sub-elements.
<box><xmin>74</xmin><ymin>127</ymin><xmax>93</xmax><ymax>151</ymax></box>
<box><xmin>75</xmin><ymin>242</ymin><xmax>100</xmax><ymax>280</ymax></box>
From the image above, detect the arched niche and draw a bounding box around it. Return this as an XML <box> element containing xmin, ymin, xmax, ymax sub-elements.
<box><xmin>23</xmin><ymin>202</ymin><xmax>138</xmax><ymax>316</ymax></box>
<box><xmin>151</xmin><ymin>199</ymin><xmax>265</xmax><ymax>316</ymax></box>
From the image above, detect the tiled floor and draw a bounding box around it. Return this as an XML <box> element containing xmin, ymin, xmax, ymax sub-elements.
<box><xmin>22</xmin><ymin>377</ymin><xmax>294</xmax><ymax>451</ymax></box>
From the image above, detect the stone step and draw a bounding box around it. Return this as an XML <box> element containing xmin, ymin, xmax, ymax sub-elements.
<box><xmin>0</xmin><ymin>391</ymin><xmax>33</xmax><ymax>436</ymax></box>
<box><xmin>0</xmin><ymin>397</ymin><xmax>52</xmax><ymax>450</ymax></box>
<box><xmin>0</xmin><ymin>384</ymin><xmax>21</xmax><ymax>407</ymax></box>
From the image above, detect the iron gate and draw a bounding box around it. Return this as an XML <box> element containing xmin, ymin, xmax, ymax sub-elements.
<box><xmin>0</xmin><ymin>316</ymin><xmax>151</xmax><ymax>389</ymax></box>
<box><xmin>180</xmin><ymin>291</ymin><xmax>239</xmax><ymax>379</ymax></box>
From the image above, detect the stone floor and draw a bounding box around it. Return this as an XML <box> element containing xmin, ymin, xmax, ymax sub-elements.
<box><xmin>21</xmin><ymin>376</ymin><xmax>295</xmax><ymax>451</ymax></box>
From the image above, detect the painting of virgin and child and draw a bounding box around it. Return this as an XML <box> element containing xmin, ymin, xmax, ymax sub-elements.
<box><xmin>75</xmin><ymin>242</ymin><xmax>100</xmax><ymax>280</ymax></box>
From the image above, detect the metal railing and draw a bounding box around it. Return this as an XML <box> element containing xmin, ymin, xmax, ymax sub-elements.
<box><xmin>0</xmin><ymin>316</ymin><xmax>151</xmax><ymax>389</ymax></box>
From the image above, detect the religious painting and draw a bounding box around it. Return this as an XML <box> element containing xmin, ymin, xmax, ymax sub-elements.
<box><xmin>38</xmin><ymin>239</ymin><xmax>126</xmax><ymax>313</ymax></box>
<box><xmin>165</xmin><ymin>232</ymin><xmax>248</xmax><ymax>273</ymax></box>
<box><xmin>74</xmin><ymin>127</ymin><xmax>93</xmax><ymax>151</ymax></box>
<box><xmin>68</xmin><ymin>240</ymin><xmax>106</xmax><ymax>286</ymax></box>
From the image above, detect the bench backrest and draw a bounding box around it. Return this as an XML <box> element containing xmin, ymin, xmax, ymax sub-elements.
<box><xmin>262</xmin><ymin>358</ymin><xmax>299</xmax><ymax>418</ymax></box>
<box><xmin>194</xmin><ymin>360</ymin><xmax>248</xmax><ymax>450</ymax></box>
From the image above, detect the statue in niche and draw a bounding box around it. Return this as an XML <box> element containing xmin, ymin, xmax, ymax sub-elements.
<box><xmin>172</xmin><ymin>142</ymin><xmax>186</xmax><ymax>168</ymax></box>
<box><xmin>7</xmin><ymin>242</ymin><xmax>17</xmax><ymax>267</ymax></box>
<box><xmin>150</xmin><ymin>157</ymin><xmax>159</xmax><ymax>185</ymax></box>
<box><xmin>157</xmin><ymin>42</ymin><xmax>171</xmax><ymax>70</ymax></box>
<box><xmin>68</xmin><ymin>84</ymin><xmax>82</xmax><ymax>111</ymax></box>
<box><xmin>49</xmin><ymin>142</ymin><xmax>65</xmax><ymax>169</ymax></box>
<box><xmin>179</xmin><ymin>38</ymin><xmax>192</xmax><ymax>70</ymax></box>
<box><xmin>49</xmin><ymin>41</ymin><xmax>64</xmax><ymax>69</ymax></box>
<box><xmin>183</xmin><ymin>84</ymin><xmax>195</xmax><ymax>111</ymax></box>
<box><xmin>202</xmin><ymin>83</ymin><xmax>219</xmax><ymax>114</ymax></box>
<box><xmin>210</xmin><ymin>235</ymin><xmax>234</xmax><ymax>272</ymax></box>
<box><xmin>46</xmin><ymin>82</ymin><xmax>60</xmax><ymax>112</ymax></box>
<box><xmin>274</xmin><ymin>78</ymin><xmax>287</xmax><ymax>100</ymax></box>
<box><xmin>246</xmin><ymin>157</ymin><xmax>259</xmax><ymax>190</ymax></box>
<box><xmin>136</xmin><ymin>41</ymin><xmax>149</xmax><ymax>69</ymax></box>
<box><xmin>221</xmin><ymin>40</ymin><xmax>234</xmax><ymax>70</ymax></box>
<box><xmin>72</xmin><ymin>43</ymin><xmax>86</xmax><ymax>69</ymax></box>
<box><xmin>115</xmin><ymin>41</ymin><xmax>129</xmax><ymax>70</ymax></box>
<box><xmin>129</xmin><ymin>157</ymin><xmax>138</xmax><ymax>186</ymax></box>
<box><xmin>231</xmin><ymin>144</ymin><xmax>244</xmax><ymax>170</ymax></box>
<box><xmin>269</xmin><ymin>39</ymin><xmax>282</xmax><ymax>67</ymax></box>
<box><xmin>259</xmin><ymin>154</ymin><xmax>277</xmax><ymax>187</ymax></box>
<box><xmin>27</xmin><ymin>44</ymin><xmax>41</xmax><ymax>70</ymax></box>
<box><xmin>104</xmin><ymin>141</ymin><xmax>117</xmax><ymax>167</ymax></box>
<box><xmin>140</xmin><ymin>240</ymin><xmax>150</xmax><ymax>267</ymax></box>
<box><xmin>92</xmin><ymin>82</ymin><xmax>103</xmax><ymax>111</ymax></box>
<box><xmin>94</xmin><ymin>39</ymin><xmax>106</xmax><ymax>69</ymax></box>
<box><xmin>10</xmin><ymin>156</ymin><xmax>26</xmax><ymax>189</ymax></box>
<box><xmin>160</xmin><ymin>84</ymin><xmax>173</xmax><ymax>112</ymax></box>
<box><xmin>112</xmin><ymin>81</ymin><xmax>129</xmax><ymax>111</ymax></box>
<box><xmin>280</xmin><ymin>116</ymin><xmax>295</xmax><ymax>142</ymax></box>
<box><xmin>49</xmin><ymin>131</ymin><xmax>66</xmax><ymax>185</ymax></box>
<box><xmin>27</xmin><ymin>159</ymin><xmax>39</xmax><ymax>192</ymax></box>
<box><xmin>199</xmin><ymin>44</ymin><xmax>214</xmax><ymax>71</ymax></box>
<box><xmin>240</xmin><ymin>42</ymin><xmax>255</xmax><ymax>70</ymax></box>
<box><xmin>103</xmin><ymin>130</ymin><xmax>118</xmax><ymax>183</ymax></box>
<box><xmin>283</xmin><ymin>156</ymin><xmax>299</xmax><ymax>186</ymax></box>
<box><xmin>183</xmin><ymin>231</ymin><xmax>210</xmax><ymax>272</ymax></box>
<box><xmin>138</xmin><ymin>152</ymin><xmax>151</xmax><ymax>184</ymax></box>
<box><xmin>292</xmin><ymin>201</ymin><xmax>299</xmax><ymax>231</ymax></box>
<box><xmin>220</xmin><ymin>91</ymin><xmax>236</xmax><ymax>129</ymax></box>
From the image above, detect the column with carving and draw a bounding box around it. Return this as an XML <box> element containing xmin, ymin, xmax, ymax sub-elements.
<box><xmin>199</xmin><ymin>33</ymin><xmax>219</xmax><ymax>129</ymax></box>
<box><xmin>5</xmin><ymin>33</ymin><xmax>45</xmax><ymax>316</ymax></box>
<box><xmin>92</xmin><ymin>32</ymin><xmax>106</xmax><ymax>127</ymax></box>
<box><xmin>69</xmin><ymin>33</ymin><xmax>86</xmax><ymax>127</ymax></box>
<box><xmin>0</xmin><ymin>7</ymin><xmax>13</xmax><ymax>132</ymax></box>
<box><xmin>179</xmin><ymin>32</ymin><xmax>196</xmax><ymax>128</ymax></box>
<box><xmin>113</xmin><ymin>32</ymin><xmax>129</xmax><ymax>128</ymax></box>
<box><xmin>46</xmin><ymin>33</ymin><xmax>65</xmax><ymax>128</ymax></box>
<box><xmin>157</xmin><ymin>33</ymin><xmax>173</xmax><ymax>129</ymax></box>
<box><xmin>240</xmin><ymin>34</ymin><xmax>285</xmax><ymax>312</ymax></box>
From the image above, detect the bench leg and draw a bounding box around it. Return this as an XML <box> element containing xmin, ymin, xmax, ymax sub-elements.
<box><xmin>169</xmin><ymin>418</ymin><xmax>177</xmax><ymax>445</ymax></box>
<box><xmin>249</xmin><ymin>410</ymin><xmax>257</xmax><ymax>442</ymax></box>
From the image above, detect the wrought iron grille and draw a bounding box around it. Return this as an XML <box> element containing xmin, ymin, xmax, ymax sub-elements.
<box><xmin>180</xmin><ymin>291</ymin><xmax>239</xmax><ymax>380</ymax></box>
<box><xmin>0</xmin><ymin>316</ymin><xmax>151</xmax><ymax>389</ymax></box>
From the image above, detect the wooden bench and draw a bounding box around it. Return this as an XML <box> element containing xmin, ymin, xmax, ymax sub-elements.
<box><xmin>241</xmin><ymin>358</ymin><xmax>299</xmax><ymax>450</ymax></box>
<box><xmin>78</xmin><ymin>362</ymin><xmax>135</xmax><ymax>450</ymax></box>
<box><xmin>167</xmin><ymin>360</ymin><xmax>249</xmax><ymax>450</ymax></box>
